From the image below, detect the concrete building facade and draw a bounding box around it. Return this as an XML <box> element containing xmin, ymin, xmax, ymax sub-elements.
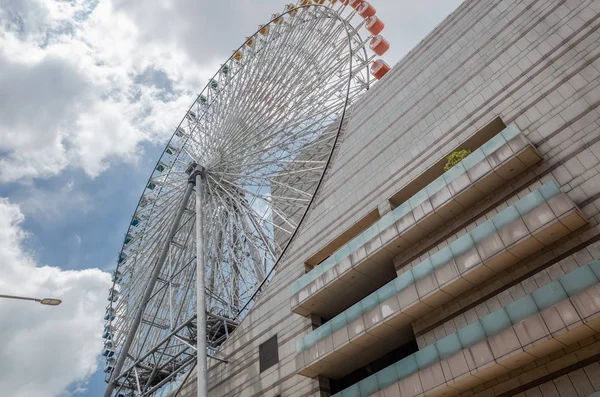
<box><xmin>179</xmin><ymin>0</ymin><xmax>600</xmax><ymax>395</ymax></box>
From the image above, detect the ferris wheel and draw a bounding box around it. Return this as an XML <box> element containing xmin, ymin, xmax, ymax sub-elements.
<box><xmin>102</xmin><ymin>1</ymin><xmax>392</xmax><ymax>396</ymax></box>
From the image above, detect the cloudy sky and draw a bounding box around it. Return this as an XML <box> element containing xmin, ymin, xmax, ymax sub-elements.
<box><xmin>0</xmin><ymin>0</ymin><xmax>463</xmax><ymax>396</ymax></box>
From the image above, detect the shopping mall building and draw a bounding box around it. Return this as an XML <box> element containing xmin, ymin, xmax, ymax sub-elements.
<box><xmin>180</xmin><ymin>0</ymin><xmax>600</xmax><ymax>395</ymax></box>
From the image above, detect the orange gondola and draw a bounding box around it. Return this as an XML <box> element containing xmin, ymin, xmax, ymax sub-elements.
<box><xmin>370</xmin><ymin>35</ymin><xmax>390</xmax><ymax>56</ymax></box>
<box><xmin>371</xmin><ymin>59</ymin><xmax>390</xmax><ymax>80</ymax></box>
<box><xmin>350</xmin><ymin>0</ymin><xmax>364</xmax><ymax>10</ymax></box>
<box><xmin>366</xmin><ymin>16</ymin><xmax>385</xmax><ymax>35</ymax></box>
<box><xmin>358</xmin><ymin>2</ymin><xmax>376</xmax><ymax>18</ymax></box>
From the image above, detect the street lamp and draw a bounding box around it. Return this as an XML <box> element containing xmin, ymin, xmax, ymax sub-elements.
<box><xmin>0</xmin><ymin>294</ymin><xmax>62</xmax><ymax>306</ymax></box>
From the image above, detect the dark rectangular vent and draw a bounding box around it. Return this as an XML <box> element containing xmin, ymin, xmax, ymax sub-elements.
<box><xmin>259</xmin><ymin>335</ymin><xmax>279</xmax><ymax>373</ymax></box>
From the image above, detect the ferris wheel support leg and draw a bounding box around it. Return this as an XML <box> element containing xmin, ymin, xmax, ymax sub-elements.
<box><xmin>103</xmin><ymin>181</ymin><xmax>195</xmax><ymax>397</ymax></box>
<box><xmin>194</xmin><ymin>167</ymin><xmax>208</xmax><ymax>397</ymax></box>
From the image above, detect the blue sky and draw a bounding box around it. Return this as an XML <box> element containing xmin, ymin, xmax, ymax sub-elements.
<box><xmin>0</xmin><ymin>144</ymin><xmax>161</xmax><ymax>272</ymax></box>
<box><xmin>0</xmin><ymin>0</ymin><xmax>463</xmax><ymax>396</ymax></box>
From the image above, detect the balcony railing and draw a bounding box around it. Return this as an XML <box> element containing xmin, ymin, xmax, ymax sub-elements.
<box><xmin>291</xmin><ymin>125</ymin><xmax>542</xmax><ymax>318</ymax></box>
<box><xmin>330</xmin><ymin>260</ymin><xmax>600</xmax><ymax>397</ymax></box>
<box><xmin>295</xmin><ymin>182</ymin><xmax>587</xmax><ymax>378</ymax></box>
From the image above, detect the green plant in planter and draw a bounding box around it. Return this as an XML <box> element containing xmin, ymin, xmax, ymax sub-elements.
<box><xmin>444</xmin><ymin>149</ymin><xmax>471</xmax><ymax>171</ymax></box>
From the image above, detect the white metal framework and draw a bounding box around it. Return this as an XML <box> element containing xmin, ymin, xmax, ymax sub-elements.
<box><xmin>103</xmin><ymin>2</ymin><xmax>389</xmax><ymax>396</ymax></box>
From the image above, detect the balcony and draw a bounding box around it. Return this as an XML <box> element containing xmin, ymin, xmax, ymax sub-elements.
<box><xmin>329</xmin><ymin>260</ymin><xmax>600</xmax><ymax>397</ymax></box>
<box><xmin>291</xmin><ymin>125</ymin><xmax>542</xmax><ymax>319</ymax></box>
<box><xmin>294</xmin><ymin>182</ymin><xmax>587</xmax><ymax>378</ymax></box>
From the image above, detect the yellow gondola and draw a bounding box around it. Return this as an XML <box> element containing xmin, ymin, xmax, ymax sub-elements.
<box><xmin>259</xmin><ymin>25</ymin><xmax>269</xmax><ymax>36</ymax></box>
<box><xmin>271</xmin><ymin>13</ymin><xmax>284</xmax><ymax>24</ymax></box>
<box><xmin>286</xmin><ymin>4</ymin><xmax>298</xmax><ymax>16</ymax></box>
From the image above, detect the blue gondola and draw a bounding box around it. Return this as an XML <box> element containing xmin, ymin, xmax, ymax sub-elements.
<box><xmin>111</xmin><ymin>270</ymin><xmax>122</xmax><ymax>283</ymax></box>
<box><xmin>104</xmin><ymin>311</ymin><xmax>115</xmax><ymax>321</ymax></box>
<box><xmin>102</xmin><ymin>348</ymin><xmax>115</xmax><ymax>357</ymax></box>
<box><xmin>104</xmin><ymin>357</ymin><xmax>116</xmax><ymax>373</ymax></box>
<box><xmin>103</xmin><ymin>313</ymin><xmax>113</xmax><ymax>321</ymax></box>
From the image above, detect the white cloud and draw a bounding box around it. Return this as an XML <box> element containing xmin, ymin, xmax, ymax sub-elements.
<box><xmin>0</xmin><ymin>0</ymin><xmax>464</xmax><ymax>183</ymax></box>
<box><xmin>15</xmin><ymin>179</ymin><xmax>92</xmax><ymax>221</ymax></box>
<box><xmin>0</xmin><ymin>198</ymin><xmax>111</xmax><ymax>397</ymax></box>
<box><xmin>0</xmin><ymin>0</ymin><xmax>203</xmax><ymax>182</ymax></box>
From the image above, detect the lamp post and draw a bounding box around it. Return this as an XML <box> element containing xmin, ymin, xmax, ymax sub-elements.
<box><xmin>0</xmin><ymin>294</ymin><xmax>62</xmax><ymax>306</ymax></box>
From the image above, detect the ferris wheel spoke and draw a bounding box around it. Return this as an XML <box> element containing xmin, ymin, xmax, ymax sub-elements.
<box><xmin>213</xmin><ymin>13</ymin><xmax>339</xmax><ymax>119</ymax></box>
<box><xmin>206</xmin><ymin>176</ymin><xmax>280</xmax><ymax>259</ymax></box>
<box><xmin>207</xmin><ymin>19</ymin><xmax>351</xmax><ymax>157</ymax></box>
<box><xmin>104</xmin><ymin>2</ymin><xmax>392</xmax><ymax>394</ymax></box>
<box><xmin>217</xmin><ymin>61</ymin><xmax>349</xmax><ymax>153</ymax></box>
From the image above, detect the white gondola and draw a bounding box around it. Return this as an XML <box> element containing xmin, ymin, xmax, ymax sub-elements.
<box><xmin>102</xmin><ymin>341</ymin><xmax>115</xmax><ymax>357</ymax></box>
<box><xmin>107</xmin><ymin>288</ymin><xmax>119</xmax><ymax>302</ymax></box>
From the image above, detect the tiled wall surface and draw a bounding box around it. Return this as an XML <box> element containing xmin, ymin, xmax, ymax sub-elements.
<box><xmin>291</xmin><ymin>126</ymin><xmax>544</xmax><ymax>318</ymax></box>
<box><xmin>416</xmin><ymin>246</ymin><xmax>600</xmax><ymax>350</ymax></box>
<box><xmin>177</xmin><ymin>0</ymin><xmax>600</xmax><ymax>396</ymax></box>
<box><xmin>457</xmin><ymin>343</ymin><xmax>600</xmax><ymax>397</ymax></box>
<box><xmin>328</xmin><ymin>259</ymin><xmax>600</xmax><ymax>397</ymax></box>
<box><xmin>295</xmin><ymin>181</ymin><xmax>585</xmax><ymax>379</ymax></box>
<box><xmin>515</xmin><ymin>366</ymin><xmax>600</xmax><ymax>397</ymax></box>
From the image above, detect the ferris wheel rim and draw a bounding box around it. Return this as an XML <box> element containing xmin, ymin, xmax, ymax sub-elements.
<box><xmin>107</xmin><ymin>2</ymin><xmax>367</xmax><ymax>319</ymax></box>
<box><xmin>104</xmin><ymin>2</ymin><xmax>391</xmax><ymax>394</ymax></box>
<box><xmin>231</xmin><ymin>5</ymin><xmax>361</xmax><ymax>320</ymax></box>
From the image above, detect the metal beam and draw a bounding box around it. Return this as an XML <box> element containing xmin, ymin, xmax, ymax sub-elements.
<box><xmin>142</xmin><ymin>354</ymin><xmax>197</xmax><ymax>397</ymax></box>
<box><xmin>104</xmin><ymin>182</ymin><xmax>195</xmax><ymax>397</ymax></box>
<box><xmin>194</xmin><ymin>166</ymin><xmax>208</xmax><ymax>397</ymax></box>
<box><xmin>116</xmin><ymin>316</ymin><xmax>196</xmax><ymax>383</ymax></box>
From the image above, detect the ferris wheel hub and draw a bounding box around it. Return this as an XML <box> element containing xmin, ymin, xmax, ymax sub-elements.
<box><xmin>186</xmin><ymin>162</ymin><xmax>206</xmax><ymax>183</ymax></box>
